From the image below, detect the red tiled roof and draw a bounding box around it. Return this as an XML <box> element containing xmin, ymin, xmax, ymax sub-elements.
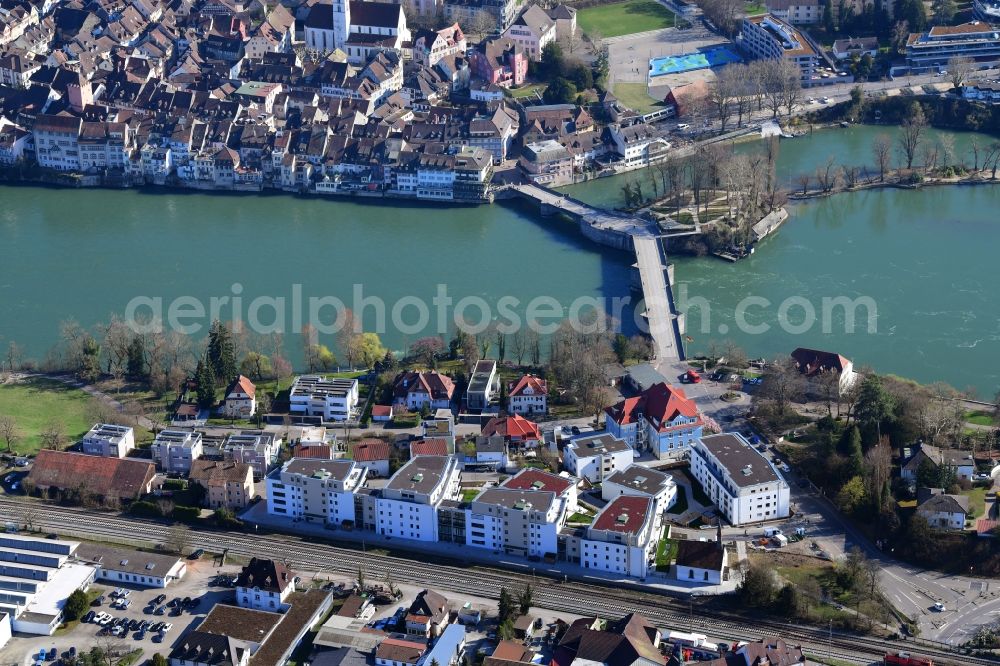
<box><xmin>372</xmin><ymin>405</ymin><xmax>393</xmax><ymax>416</ymax></box>
<box><xmin>226</xmin><ymin>374</ymin><xmax>256</xmax><ymax>399</ymax></box>
<box><xmin>508</xmin><ymin>374</ymin><xmax>548</xmax><ymax>397</ymax></box>
<box><xmin>482</xmin><ymin>415</ymin><xmax>540</xmax><ymax>440</ymax></box>
<box><xmin>28</xmin><ymin>450</ymin><xmax>155</xmax><ymax>500</ymax></box>
<box><xmin>592</xmin><ymin>496</ymin><xmax>650</xmax><ymax>534</ymax></box>
<box><xmin>502</xmin><ymin>468</ymin><xmax>572</xmax><ymax>495</ymax></box>
<box><xmin>606</xmin><ymin>383</ymin><xmax>699</xmax><ymax>432</ymax></box>
<box><xmin>291</xmin><ymin>443</ymin><xmax>333</xmax><ymax>459</ymax></box>
<box><xmin>410</xmin><ymin>438</ymin><xmax>449</xmax><ymax>456</ymax></box>
<box><xmin>352</xmin><ymin>438</ymin><xmax>391</xmax><ymax>462</ymax></box>
<box><xmin>393</xmin><ymin>371</ymin><xmax>455</xmax><ymax>401</ymax></box>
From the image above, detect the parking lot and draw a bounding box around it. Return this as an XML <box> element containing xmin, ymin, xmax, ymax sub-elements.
<box><xmin>0</xmin><ymin>558</ymin><xmax>245</xmax><ymax>666</ymax></box>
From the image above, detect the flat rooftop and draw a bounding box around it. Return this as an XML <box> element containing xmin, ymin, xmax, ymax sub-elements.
<box><xmin>502</xmin><ymin>469</ymin><xmax>573</xmax><ymax>496</ymax></box>
<box><xmin>568</xmin><ymin>433</ymin><xmax>631</xmax><ymax>457</ymax></box>
<box><xmin>278</xmin><ymin>458</ymin><xmax>357</xmax><ymax>481</ymax></box>
<box><xmin>604</xmin><ymin>465</ymin><xmax>673</xmax><ymax>496</ymax></box>
<box><xmin>291</xmin><ymin>376</ymin><xmax>358</xmax><ymax>399</ymax></box>
<box><xmin>386</xmin><ymin>456</ymin><xmax>451</xmax><ymax>494</ymax></box>
<box><xmin>699</xmin><ymin>433</ymin><xmax>782</xmax><ymax>488</ymax></box>
<box><xmin>473</xmin><ymin>488</ymin><xmax>554</xmax><ymax>513</ymax></box>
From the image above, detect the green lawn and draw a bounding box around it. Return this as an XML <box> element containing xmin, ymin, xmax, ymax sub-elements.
<box><xmin>568</xmin><ymin>511</ymin><xmax>594</xmax><ymax>524</ymax></box>
<box><xmin>655</xmin><ymin>537</ymin><xmax>677</xmax><ymax>571</ymax></box>
<box><xmin>0</xmin><ymin>378</ymin><xmax>98</xmax><ymax>455</ymax></box>
<box><xmin>966</xmin><ymin>410</ymin><xmax>996</xmax><ymax>426</ymax></box>
<box><xmin>577</xmin><ymin>0</ymin><xmax>675</xmax><ymax>38</ymax></box>
<box><xmin>962</xmin><ymin>486</ymin><xmax>988</xmax><ymax>519</ymax></box>
<box><xmin>612</xmin><ymin>82</ymin><xmax>663</xmax><ymax>114</ymax></box>
<box><xmin>461</xmin><ymin>488</ymin><xmax>481</xmax><ymax>502</ymax></box>
<box><xmin>744</xmin><ymin>1</ymin><xmax>766</xmax><ymax>14</ymax></box>
<box><xmin>508</xmin><ymin>83</ymin><xmax>547</xmax><ymax>100</ymax></box>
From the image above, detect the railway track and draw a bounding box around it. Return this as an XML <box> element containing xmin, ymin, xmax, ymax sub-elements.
<box><xmin>2</xmin><ymin>498</ymin><xmax>991</xmax><ymax>666</ymax></box>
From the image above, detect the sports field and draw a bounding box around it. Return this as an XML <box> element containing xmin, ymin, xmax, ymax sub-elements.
<box><xmin>577</xmin><ymin>0</ymin><xmax>675</xmax><ymax>38</ymax></box>
<box><xmin>649</xmin><ymin>45</ymin><xmax>742</xmax><ymax>77</ymax></box>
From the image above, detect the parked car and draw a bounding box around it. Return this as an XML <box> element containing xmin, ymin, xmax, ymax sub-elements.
<box><xmin>685</xmin><ymin>369</ymin><xmax>701</xmax><ymax>383</ymax></box>
<box><xmin>933</xmin><ymin>602</ymin><xmax>946</xmax><ymax>612</ymax></box>
<box><xmin>189</xmin><ymin>549</ymin><xmax>204</xmax><ymax>560</ymax></box>
<box><xmin>153</xmin><ymin>594</ymin><xmax>167</xmax><ymax>605</ymax></box>
<box><xmin>154</xmin><ymin>605</ymin><xmax>165</xmax><ymax>615</ymax></box>
<box><xmin>83</xmin><ymin>611</ymin><xmax>95</xmax><ymax>623</ymax></box>
<box><xmin>91</xmin><ymin>595</ymin><xmax>105</xmax><ymax>606</ymax></box>
<box><xmin>161</xmin><ymin>622</ymin><xmax>173</xmax><ymax>633</ymax></box>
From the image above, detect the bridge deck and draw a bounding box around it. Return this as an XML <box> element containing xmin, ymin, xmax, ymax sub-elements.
<box><xmin>513</xmin><ymin>183</ymin><xmax>683</xmax><ymax>362</ymax></box>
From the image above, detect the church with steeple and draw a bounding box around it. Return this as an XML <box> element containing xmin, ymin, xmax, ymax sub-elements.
<box><xmin>305</xmin><ymin>0</ymin><xmax>410</xmax><ymax>63</ymax></box>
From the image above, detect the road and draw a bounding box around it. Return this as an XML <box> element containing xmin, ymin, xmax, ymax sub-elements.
<box><xmin>2</xmin><ymin>497</ymin><xmax>992</xmax><ymax>665</ymax></box>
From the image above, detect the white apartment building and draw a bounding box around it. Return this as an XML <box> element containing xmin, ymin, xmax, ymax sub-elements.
<box><xmin>563</xmin><ymin>433</ymin><xmax>633</xmax><ymax>484</ymax></box>
<box><xmin>376</xmin><ymin>456</ymin><xmax>461</xmax><ymax>542</ymax></box>
<box><xmin>579</xmin><ymin>495</ymin><xmax>660</xmax><ymax>579</ymax></box>
<box><xmin>465</xmin><ymin>485</ymin><xmax>568</xmax><ymax>558</ymax></box>
<box><xmin>740</xmin><ymin>14</ymin><xmax>820</xmax><ymax>84</ymax></box>
<box><xmin>765</xmin><ymin>0</ymin><xmax>822</xmax><ymax>24</ymax></box>
<box><xmin>601</xmin><ymin>464</ymin><xmax>677</xmax><ymax>515</ymax></box>
<box><xmin>608</xmin><ymin>124</ymin><xmax>670</xmax><ymax>168</ymax></box>
<box><xmin>32</xmin><ymin>114</ymin><xmax>82</xmax><ymax>171</ymax></box>
<box><xmin>289</xmin><ymin>375</ymin><xmax>360</xmax><ymax>422</ymax></box>
<box><xmin>266</xmin><ymin>458</ymin><xmax>368</xmax><ymax>526</ymax></box>
<box><xmin>501</xmin><ymin>5</ymin><xmax>555</xmax><ymax>61</ymax></box>
<box><xmin>81</xmin><ymin>423</ymin><xmax>135</xmax><ymax>458</ymax></box>
<box><xmin>151</xmin><ymin>429</ymin><xmax>203</xmax><ymax>475</ymax></box>
<box><xmin>690</xmin><ymin>433</ymin><xmax>790</xmax><ymax>526</ymax></box>
<box><xmin>224</xmin><ymin>431</ymin><xmax>280</xmax><ymax>479</ymax></box>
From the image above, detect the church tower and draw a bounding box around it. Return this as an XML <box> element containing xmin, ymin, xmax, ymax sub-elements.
<box><xmin>332</xmin><ymin>0</ymin><xmax>350</xmax><ymax>50</ymax></box>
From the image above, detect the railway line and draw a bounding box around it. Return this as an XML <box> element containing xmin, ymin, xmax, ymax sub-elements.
<box><xmin>2</xmin><ymin>498</ymin><xmax>992</xmax><ymax>666</ymax></box>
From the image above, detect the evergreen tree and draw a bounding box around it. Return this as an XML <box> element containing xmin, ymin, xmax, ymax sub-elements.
<box><xmin>78</xmin><ymin>335</ymin><xmax>102</xmax><ymax>383</ymax></box>
<box><xmin>498</xmin><ymin>587</ymin><xmax>515</xmax><ymax>624</ymax></box>
<box><xmin>127</xmin><ymin>335</ymin><xmax>146</xmax><ymax>379</ymax></box>
<box><xmin>854</xmin><ymin>375</ymin><xmax>896</xmax><ymax>444</ymax></box>
<box><xmin>195</xmin><ymin>359</ymin><xmax>217</xmax><ymax>409</ymax></box>
<box><xmin>207</xmin><ymin>320</ymin><xmax>237</xmax><ymax>383</ymax></box>
<box><xmin>518</xmin><ymin>584</ymin><xmax>533</xmax><ymax>615</ymax></box>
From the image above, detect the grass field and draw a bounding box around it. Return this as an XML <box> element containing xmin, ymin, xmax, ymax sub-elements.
<box><xmin>577</xmin><ymin>0</ymin><xmax>674</xmax><ymax>38</ymax></box>
<box><xmin>508</xmin><ymin>83</ymin><xmax>547</xmax><ymax>100</ymax></box>
<box><xmin>966</xmin><ymin>410</ymin><xmax>996</xmax><ymax>426</ymax></box>
<box><xmin>0</xmin><ymin>378</ymin><xmax>97</xmax><ymax>455</ymax></box>
<box><xmin>612</xmin><ymin>82</ymin><xmax>662</xmax><ymax>114</ymax></box>
<box><xmin>962</xmin><ymin>486</ymin><xmax>988</xmax><ymax>519</ymax></box>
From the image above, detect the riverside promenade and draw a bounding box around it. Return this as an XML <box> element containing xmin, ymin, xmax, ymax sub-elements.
<box><xmin>508</xmin><ymin>183</ymin><xmax>685</xmax><ymax>362</ymax></box>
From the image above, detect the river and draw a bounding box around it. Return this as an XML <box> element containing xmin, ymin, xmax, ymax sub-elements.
<box><xmin>562</xmin><ymin>124</ymin><xmax>1000</xmax><ymax>395</ymax></box>
<box><xmin>1</xmin><ymin>124</ymin><xmax>998</xmax><ymax>393</ymax></box>
<box><xmin>0</xmin><ymin>187</ymin><xmax>637</xmax><ymax>363</ymax></box>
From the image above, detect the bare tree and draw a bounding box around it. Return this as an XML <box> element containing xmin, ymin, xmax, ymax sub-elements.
<box><xmin>872</xmin><ymin>134</ymin><xmax>892</xmax><ymax>183</ymax></box>
<box><xmin>0</xmin><ymin>415</ymin><xmax>19</xmax><ymax>453</ymax></box>
<box><xmin>338</xmin><ymin>309</ymin><xmax>362</xmax><ymax>370</ymax></box>
<box><xmin>864</xmin><ymin>439</ymin><xmax>893</xmax><ymax>511</ymax></box>
<box><xmin>710</xmin><ymin>65</ymin><xmax>739</xmax><ymax>131</ymax></box>
<box><xmin>897</xmin><ymin>102</ymin><xmax>927</xmax><ymax>170</ymax></box>
<box><xmin>5</xmin><ymin>341</ymin><xmax>23</xmax><ymax>373</ymax></box>
<box><xmin>938</xmin><ymin>134</ymin><xmax>956</xmax><ymax>171</ymax></box>
<box><xmin>758</xmin><ymin>357</ymin><xmax>806</xmax><ymax>416</ymax></box>
<box><xmin>166</xmin><ymin>523</ymin><xmax>191</xmax><ymax>555</ymax></box>
<box><xmin>815</xmin><ymin>156</ymin><xmax>839</xmax><ymax>193</ymax></box>
<box><xmin>947</xmin><ymin>55</ymin><xmax>975</xmax><ymax>90</ymax></box>
<box><xmin>795</xmin><ymin>173</ymin><xmax>810</xmax><ymax>195</ymax></box>
<box><xmin>920</xmin><ymin>141</ymin><xmax>939</xmax><ymax>173</ymax></box>
<box><xmin>39</xmin><ymin>420</ymin><xmax>66</xmax><ymax>451</ymax></box>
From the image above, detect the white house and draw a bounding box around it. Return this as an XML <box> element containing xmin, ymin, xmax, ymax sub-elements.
<box><xmin>235</xmin><ymin>558</ymin><xmax>296</xmax><ymax>612</ymax></box>
<box><xmin>351</xmin><ymin>438</ymin><xmax>392</xmax><ymax>478</ymax></box>
<box><xmin>674</xmin><ymin>535</ymin><xmax>727</xmax><ymax>585</ymax></box>
<box><xmin>289</xmin><ymin>375</ymin><xmax>360</xmax><ymax>422</ymax></box>
<box><xmin>466</xmin><ymin>360</ymin><xmax>497</xmax><ymax>411</ymax></box>
<box><xmin>392</xmin><ymin>371</ymin><xmax>455</xmax><ymax>411</ymax></box>
<box><xmin>507</xmin><ymin>374</ymin><xmax>548</xmax><ymax>416</ymax></box>
<box><xmin>151</xmin><ymin>430</ymin><xmax>203</xmax><ymax>475</ymax></box>
<box><xmin>602</xmin><ymin>465</ymin><xmax>677</xmax><ymax>515</ymax></box>
<box><xmin>223</xmin><ymin>431</ymin><xmax>280</xmax><ymax>479</ymax></box>
<box><xmin>563</xmin><ymin>433</ymin><xmax>633</xmax><ymax>484</ymax></box>
<box><xmin>266</xmin><ymin>458</ymin><xmax>368</xmax><ymax>526</ymax></box>
<box><xmin>75</xmin><ymin>544</ymin><xmax>186</xmax><ymax>589</ymax></box>
<box><xmin>223</xmin><ymin>375</ymin><xmax>257</xmax><ymax>418</ymax></box>
<box><xmin>608</xmin><ymin>123</ymin><xmax>670</xmax><ymax>168</ymax></box>
<box><xmin>916</xmin><ymin>491</ymin><xmax>969</xmax><ymax>530</ymax></box>
<box><xmin>579</xmin><ymin>495</ymin><xmax>660</xmax><ymax>579</ymax></box>
<box><xmin>690</xmin><ymin>433</ymin><xmax>790</xmax><ymax>526</ymax></box>
<box><xmin>501</xmin><ymin>5</ymin><xmax>555</xmax><ymax>61</ymax></box>
<box><xmin>790</xmin><ymin>347</ymin><xmax>858</xmax><ymax>395</ymax></box>
<box><xmin>377</xmin><ymin>456</ymin><xmax>461</xmax><ymax>541</ymax></box>
<box><xmin>81</xmin><ymin>423</ymin><xmax>135</xmax><ymax>458</ymax></box>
